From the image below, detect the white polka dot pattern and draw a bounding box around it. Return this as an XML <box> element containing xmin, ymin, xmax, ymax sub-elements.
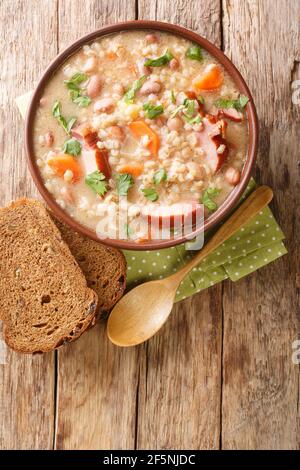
<box><xmin>123</xmin><ymin>180</ymin><xmax>287</xmax><ymax>302</ymax></box>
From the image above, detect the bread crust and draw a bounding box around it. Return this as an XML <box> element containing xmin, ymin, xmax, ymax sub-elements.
<box><xmin>0</xmin><ymin>198</ymin><xmax>98</xmax><ymax>353</ymax></box>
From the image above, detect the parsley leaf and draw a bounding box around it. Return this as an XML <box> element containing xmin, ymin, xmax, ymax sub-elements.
<box><xmin>183</xmin><ymin>114</ymin><xmax>202</xmax><ymax>125</ymax></box>
<box><xmin>170</xmin><ymin>104</ymin><xmax>185</xmax><ymax>118</ymax></box>
<box><xmin>62</xmin><ymin>138</ymin><xmax>82</xmax><ymax>157</ymax></box>
<box><xmin>66</xmin><ymin>117</ymin><xmax>77</xmax><ymax>133</ymax></box>
<box><xmin>72</xmin><ymin>95</ymin><xmax>92</xmax><ymax>107</ymax></box>
<box><xmin>142</xmin><ymin>187</ymin><xmax>159</xmax><ymax>202</ymax></box>
<box><xmin>238</xmin><ymin>95</ymin><xmax>249</xmax><ymax>109</ymax></box>
<box><xmin>52</xmin><ymin>100</ymin><xmax>61</xmax><ymax>117</ymax></box>
<box><xmin>183</xmin><ymin>99</ymin><xmax>195</xmax><ymax>118</ymax></box>
<box><xmin>143</xmin><ymin>102</ymin><xmax>164</xmax><ymax>119</ymax></box>
<box><xmin>52</xmin><ymin>101</ymin><xmax>76</xmax><ymax>135</ymax></box>
<box><xmin>144</xmin><ymin>50</ymin><xmax>173</xmax><ymax>67</ymax></box>
<box><xmin>215</xmin><ymin>94</ymin><xmax>249</xmax><ymax>111</ymax></box>
<box><xmin>172</xmin><ymin>98</ymin><xmax>202</xmax><ymax>125</ymax></box>
<box><xmin>201</xmin><ymin>187</ymin><xmax>221</xmax><ymax>212</ymax></box>
<box><xmin>69</xmin><ymin>90</ymin><xmax>80</xmax><ymax>101</ymax></box>
<box><xmin>153</xmin><ymin>168</ymin><xmax>167</xmax><ymax>185</ymax></box>
<box><xmin>186</xmin><ymin>45</ymin><xmax>203</xmax><ymax>62</ymax></box>
<box><xmin>85</xmin><ymin>171</ymin><xmax>108</xmax><ymax>196</ymax></box>
<box><xmin>171</xmin><ymin>90</ymin><xmax>176</xmax><ymax>104</ymax></box>
<box><xmin>64</xmin><ymin>73</ymin><xmax>91</xmax><ymax>107</ymax></box>
<box><xmin>124</xmin><ymin>76</ymin><xmax>147</xmax><ymax>104</ymax></box>
<box><xmin>116</xmin><ymin>173</ymin><xmax>134</xmax><ymax>196</ymax></box>
<box><xmin>64</xmin><ymin>73</ymin><xmax>87</xmax><ymax>90</ymax></box>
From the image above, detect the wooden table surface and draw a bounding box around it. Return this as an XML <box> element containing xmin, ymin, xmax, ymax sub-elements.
<box><xmin>0</xmin><ymin>0</ymin><xmax>299</xmax><ymax>450</ymax></box>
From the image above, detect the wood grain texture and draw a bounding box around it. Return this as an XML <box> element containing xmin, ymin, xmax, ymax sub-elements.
<box><xmin>138</xmin><ymin>0</ymin><xmax>221</xmax><ymax>47</ymax></box>
<box><xmin>221</xmin><ymin>0</ymin><xmax>300</xmax><ymax>450</ymax></box>
<box><xmin>54</xmin><ymin>0</ymin><xmax>138</xmax><ymax>450</ymax></box>
<box><xmin>136</xmin><ymin>0</ymin><xmax>223</xmax><ymax>450</ymax></box>
<box><xmin>0</xmin><ymin>0</ymin><xmax>57</xmax><ymax>450</ymax></box>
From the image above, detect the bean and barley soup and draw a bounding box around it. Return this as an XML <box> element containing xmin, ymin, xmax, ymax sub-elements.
<box><xmin>33</xmin><ymin>30</ymin><xmax>249</xmax><ymax>241</ymax></box>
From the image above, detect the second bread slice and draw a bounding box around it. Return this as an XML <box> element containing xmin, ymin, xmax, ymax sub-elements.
<box><xmin>53</xmin><ymin>218</ymin><xmax>127</xmax><ymax>318</ymax></box>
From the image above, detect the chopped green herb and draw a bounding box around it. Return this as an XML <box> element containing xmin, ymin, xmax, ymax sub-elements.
<box><xmin>197</xmin><ymin>95</ymin><xmax>205</xmax><ymax>104</ymax></box>
<box><xmin>153</xmin><ymin>168</ymin><xmax>167</xmax><ymax>185</ymax></box>
<box><xmin>170</xmin><ymin>104</ymin><xmax>185</xmax><ymax>118</ymax></box>
<box><xmin>124</xmin><ymin>223</ymin><xmax>134</xmax><ymax>238</ymax></box>
<box><xmin>172</xmin><ymin>98</ymin><xmax>202</xmax><ymax>125</ymax></box>
<box><xmin>85</xmin><ymin>171</ymin><xmax>108</xmax><ymax>196</ymax></box>
<box><xmin>144</xmin><ymin>50</ymin><xmax>173</xmax><ymax>67</ymax></box>
<box><xmin>64</xmin><ymin>72</ymin><xmax>91</xmax><ymax>107</ymax></box>
<box><xmin>116</xmin><ymin>173</ymin><xmax>134</xmax><ymax>196</ymax></box>
<box><xmin>124</xmin><ymin>75</ymin><xmax>147</xmax><ymax>104</ymax></box>
<box><xmin>215</xmin><ymin>94</ymin><xmax>249</xmax><ymax>111</ymax></box>
<box><xmin>72</xmin><ymin>95</ymin><xmax>92</xmax><ymax>107</ymax></box>
<box><xmin>142</xmin><ymin>187</ymin><xmax>159</xmax><ymax>202</ymax></box>
<box><xmin>66</xmin><ymin>117</ymin><xmax>77</xmax><ymax>133</ymax></box>
<box><xmin>52</xmin><ymin>101</ymin><xmax>76</xmax><ymax>135</ymax></box>
<box><xmin>143</xmin><ymin>102</ymin><xmax>164</xmax><ymax>119</ymax></box>
<box><xmin>62</xmin><ymin>138</ymin><xmax>82</xmax><ymax>157</ymax></box>
<box><xmin>171</xmin><ymin>90</ymin><xmax>176</xmax><ymax>104</ymax></box>
<box><xmin>64</xmin><ymin>73</ymin><xmax>87</xmax><ymax>90</ymax></box>
<box><xmin>201</xmin><ymin>187</ymin><xmax>221</xmax><ymax>212</ymax></box>
<box><xmin>186</xmin><ymin>45</ymin><xmax>203</xmax><ymax>62</ymax></box>
<box><xmin>52</xmin><ymin>100</ymin><xmax>61</xmax><ymax>118</ymax></box>
<box><xmin>238</xmin><ymin>95</ymin><xmax>249</xmax><ymax>109</ymax></box>
<box><xmin>183</xmin><ymin>99</ymin><xmax>195</xmax><ymax>118</ymax></box>
<box><xmin>69</xmin><ymin>90</ymin><xmax>80</xmax><ymax>101</ymax></box>
<box><xmin>183</xmin><ymin>114</ymin><xmax>202</xmax><ymax>125</ymax></box>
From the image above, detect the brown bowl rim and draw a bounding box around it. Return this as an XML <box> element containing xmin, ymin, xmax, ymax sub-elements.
<box><xmin>25</xmin><ymin>20</ymin><xmax>258</xmax><ymax>251</ymax></box>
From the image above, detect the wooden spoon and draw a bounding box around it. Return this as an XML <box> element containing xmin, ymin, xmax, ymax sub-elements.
<box><xmin>107</xmin><ymin>186</ymin><xmax>273</xmax><ymax>347</ymax></box>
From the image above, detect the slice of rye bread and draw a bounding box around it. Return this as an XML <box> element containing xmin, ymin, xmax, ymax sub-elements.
<box><xmin>0</xmin><ymin>199</ymin><xmax>98</xmax><ymax>353</ymax></box>
<box><xmin>53</xmin><ymin>217</ymin><xmax>127</xmax><ymax>318</ymax></box>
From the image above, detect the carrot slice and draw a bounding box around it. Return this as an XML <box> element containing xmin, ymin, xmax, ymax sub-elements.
<box><xmin>128</xmin><ymin>120</ymin><xmax>160</xmax><ymax>156</ymax></box>
<box><xmin>47</xmin><ymin>154</ymin><xmax>82</xmax><ymax>182</ymax></box>
<box><xmin>118</xmin><ymin>164</ymin><xmax>143</xmax><ymax>177</ymax></box>
<box><xmin>106</xmin><ymin>51</ymin><xmax>117</xmax><ymax>60</ymax></box>
<box><xmin>193</xmin><ymin>64</ymin><xmax>224</xmax><ymax>91</ymax></box>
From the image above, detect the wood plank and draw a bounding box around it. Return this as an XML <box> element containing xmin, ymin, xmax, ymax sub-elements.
<box><xmin>55</xmin><ymin>0</ymin><xmax>138</xmax><ymax>450</ymax></box>
<box><xmin>0</xmin><ymin>0</ymin><xmax>57</xmax><ymax>449</ymax></box>
<box><xmin>136</xmin><ymin>0</ymin><xmax>223</xmax><ymax>450</ymax></box>
<box><xmin>138</xmin><ymin>0</ymin><xmax>221</xmax><ymax>46</ymax></box>
<box><xmin>221</xmin><ymin>0</ymin><xmax>300</xmax><ymax>449</ymax></box>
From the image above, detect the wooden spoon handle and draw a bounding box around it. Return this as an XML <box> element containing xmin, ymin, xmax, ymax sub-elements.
<box><xmin>171</xmin><ymin>186</ymin><xmax>273</xmax><ymax>283</ymax></box>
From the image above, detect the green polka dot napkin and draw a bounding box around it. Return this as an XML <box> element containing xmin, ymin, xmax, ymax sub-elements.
<box><xmin>16</xmin><ymin>96</ymin><xmax>287</xmax><ymax>303</ymax></box>
<box><xmin>123</xmin><ymin>179</ymin><xmax>287</xmax><ymax>301</ymax></box>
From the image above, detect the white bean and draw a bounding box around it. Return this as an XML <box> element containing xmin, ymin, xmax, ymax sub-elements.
<box><xmin>140</xmin><ymin>80</ymin><xmax>161</xmax><ymax>96</ymax></box>
<box><xmin>87</xmin><ymin>75</ymin><xmax>103</xmax><ymax>98</ymax></box>
<box><xmin>167</xmin><ymin>117</ymin><xmax>183</xmax><ymax>131</ymax></box>
<box><xmin>93</xmin><ymin>98</ymin><xmax>115</xmax><ymax>114</ymax></box>
<box><xmin>225</xmin><ymin>167</ymin><xmax>241</xmax><ymax>185</ymax></box>
<box><xmin>145</xmin><ymin>33</ymin><xmax>159</xmax><ymax>44</ymax></box>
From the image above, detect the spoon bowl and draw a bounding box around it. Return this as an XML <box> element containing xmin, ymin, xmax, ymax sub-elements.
<box><xmin>107</xmin><ymin>279</ymin><xmax>177</xmax><ymax>346</ymax></box>
<box><xmin>107</xmin><ymin>186</ymin><xmax>273</xmax><ymax>347</ymax></box>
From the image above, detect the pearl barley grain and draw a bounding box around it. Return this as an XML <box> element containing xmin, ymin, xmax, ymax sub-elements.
<box><xmin>64</xmin><ymin>169</ymin><xmax>74</xmax><ymax>182</ymax></box>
